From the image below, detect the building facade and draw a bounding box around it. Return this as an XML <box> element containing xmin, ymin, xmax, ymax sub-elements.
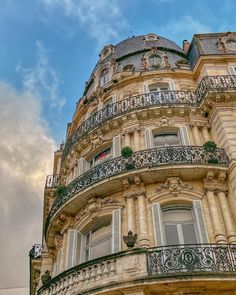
<box><xmin>30</xmin><ymin>32</ymin><xmax>236</xmax><ymax>295</ymax></box>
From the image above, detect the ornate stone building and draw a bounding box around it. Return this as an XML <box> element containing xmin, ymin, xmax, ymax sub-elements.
<box><xmin>30</xmin><ymin>32</ymin><xmax>236</xmax><ymax>295</ymax></box>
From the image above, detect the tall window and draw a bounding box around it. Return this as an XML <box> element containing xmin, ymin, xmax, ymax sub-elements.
<box><xmin>84</xmin><ymin>222</ymin><xmax>112</xmax><ymax>261</ymax></box>
<box><xmin>163</xmin><ymin>208</ymin><xmax>197</xmax><ymax>245</ymax></box>
<box><xmin>99</xmin><ymin>68</ymin><xmax>109</xmax><ymax>86</ymax></box>
<box><xmin>90</xmin><ymin>147</ymin><xmax>112</xmax><ymax>167</ymax></box>
<box><xmin>153</xmin><ymin>131</ymin><xmax>179</xmax><ymax>147</ymax></box>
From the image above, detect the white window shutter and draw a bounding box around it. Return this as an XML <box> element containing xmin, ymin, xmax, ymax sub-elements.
<box><xmin>179</xmin><ymin>127</ymin><xmax>190</xmax><ymax>145</ymax></box>
<box><xmin>144</xmin><ymin>128</ymin><xmax>153</xmax><ymax>149</ymax></box>
<box><xmin>56</xmin><ymin>249</ymin><xmax>62</xmax><ymax>274</ymax></box>
<box><xmin>98</xmin><ymin>100</ymin><xmax>103</xmax><ymax>110</ymax></box>
<box><xmin>192</xmin><ymin>200</ymin><xmax>208</xmax><ymax>243</ymax></box>
<box><xmin>112</xmin><ymin>209</ymin><xmax>121</xmax><ymax>253</ymax></box>
<box><xmin>228</xmin><ymin>66</ymin><xmax>236</xmax><ymax>75</ymax></box>
<box><xmin>66</xmin><ymin>230</ymin><xmax>81</xmax><ymax>269</ymax></box>
<box><xmin>112</xmin><ymin>94</ymin><xmax>117</xmax><ymax>104</ymax></box>
<box><xmin>77</xmin><ymin>158</ymin><xmax>89</xmax><ymax>176</ymax></box>
<box><xmin>152</xmin><ymin>203</ymin><xmax>164</xmax><ymax>246</ymax></box>
<box><xmin>112</xmin><ymin>135</ymin><xmax>121</xmax><ymax>158</ymax></box>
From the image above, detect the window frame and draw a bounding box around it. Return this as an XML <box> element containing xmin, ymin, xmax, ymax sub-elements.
<box><xmin>153</xmin><ymin>130</ymin><xmax>180</xmax><ymax>147</ymax></box>
<box><xmin>90</xmin><ymin>146</ymin><xmax>112</xmax><ymax>168</ymax></box>
<box><xmin>99</xmin><ymin>68</ymin><xmax>109</xmax><ymax>87</ymax></box>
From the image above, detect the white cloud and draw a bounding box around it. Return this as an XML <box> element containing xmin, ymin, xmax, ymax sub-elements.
<box><xmin>0</xmin><ymin>82</ymin><xmax>55</xmax><ymax>288</ymax></box>
<box><xmin>17</xmin><ymin>40</ymin><xmax>65</xmax><ymax>109</ymax></box>
<box><xmin>40</xmin><ymin>0</ymin><xmax>127</xmax><ymax>46</ymax></box>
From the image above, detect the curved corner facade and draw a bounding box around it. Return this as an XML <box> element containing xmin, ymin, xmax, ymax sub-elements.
<box><xmin>30</xmin><ymin>32</ymin><xmax>236</xmax><ymax>295</ymax></box>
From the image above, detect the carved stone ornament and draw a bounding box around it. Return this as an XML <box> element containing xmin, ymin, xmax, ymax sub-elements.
<box><xmin>122</xmin><ymin>175</ymin><xmax>146</xmax><ymax>199</ymax></box>
<box><xmin>218</xmin><ymin>32</ymin><xmax>236</xmax><ymax>53</ymax></box>
<box><xmin>123</xmin><ymin>231</ymin><xmax>138</xmax><ymax>249</ymax></box>
<box><xmin>157</xmin><ymin>177</ymin><xmax>192</xmax><ymax>196</ymax></box>
<box><xmin>76</xmin><ymin>194</ymin><xmax>119</xmax><ymax>221</ymax></box>
<box><xmin>56</xmin><ymin>213</ymin><xmax>73</xmax><ymax>235</ymax></box>
<box><xmin>154</xmin><ymin>116</ymin><xmax>174</xmax><ymax>128</ymax></box>
<box><xmin>204</xmin><ymin>171</ymin><xmax>228</xmax><ymax>194</ymax></box>
<box><xmin>54</xmin><ymin>234</ymin><xmax>63</xmax><ymax>250</ymax></box>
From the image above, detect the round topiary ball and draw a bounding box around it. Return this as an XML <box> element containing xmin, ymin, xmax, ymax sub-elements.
<box><xmin>121</xmin><ymin>146</ymin><xmax>133</xmax><ymax>158</ymax></box>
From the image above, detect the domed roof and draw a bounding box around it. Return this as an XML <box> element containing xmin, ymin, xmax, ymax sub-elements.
<box><xmin>113</xmin><ymin>34</ymin><xmax>184</xmax><ymax>58</ymax></box>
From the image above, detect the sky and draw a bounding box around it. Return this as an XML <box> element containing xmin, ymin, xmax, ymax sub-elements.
<box><xmin>1</xmin><ymin>0</ymin><xmax>236</xmax><ymax>293</ymax></box>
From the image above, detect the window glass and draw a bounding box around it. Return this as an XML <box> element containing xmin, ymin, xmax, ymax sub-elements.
<box><xmin>163</xmin><ymin>208</ymin><xmax>197</xmax><ymax>245</ymax></box>
<box><xmin>148</xmin><ymin>82</ymin><xmax>169</xmax><ymax>92</ymax></box>
<box><xmin>84</xmin><ymin>221</ymin><xmax>112</xmax><ymax>261</ymax></box>
<box><xmin>154</xmin><ymin>132</ymin><xmax>179</xmax><ymax>147</ymax></box>
<box><xmin>149</xmin><ymin>54</ymin><xmax>161</xmax><ymax>68</ymax></box>
<box><xmin>90</xmin><ymin>147</ymin><xmax>112</xmax><ymax>167</ymax></box>
<box><xmin>99</xmin><ymin>69</ymin><xmax>109</xmax><ymax>86</ymax></box>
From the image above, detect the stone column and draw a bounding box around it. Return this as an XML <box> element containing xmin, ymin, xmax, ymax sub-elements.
<box><xmin>133</xmin><ymin>130</ymin><xmax>140</xmax><ymax>151</ymax></box>
<box><xmin>202</xmin><ymin>126</ymin><xmax>210</xmax><ymax>143</ymax></box>
<box><xmin>204</xmin><ymin>172</ymin><xmax>227</xmax><ymax>244</ymax></box>
<box><xmin>124</xmin><ymin>132</ymin><xmax>131</xmax><ymax>147</ymax></box>
<box><xmin>218</xmin><ymin>190</ymin><xmax>236</xmax><ymax>244</ymax></box>
<box><xmin>206</xmin><ymin>190</ymin><xmax>227</xmax><ymax>244</ymax></box>
<box><xmin>126</xmin><ymin>196</ymin><xmax>136</xmax><ymax>233</ymax></box>
<box><xmin>137</xmin><ymin>193</ymin><xmax>150</xmax><ymax>247</ymax></box>
<box><xmin>192</xmin><ymin>125</ymin><xmax>202</xmax><ymax>146</ymax></box>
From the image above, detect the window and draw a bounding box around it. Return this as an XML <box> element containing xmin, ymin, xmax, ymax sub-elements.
<box><xmin>163</xmin><ymin>208</ymin><xmax>197</xmax><ymax>245</ymax></box>
<box><xmin>90</xmin><ymin>147</ymin><xmax>112</xmax><ymax>167</ymax></box>
<box><xmin>153</xmin><ymin>132</ymin><xmax>180</xmax><ymax>147</ymax></box>
<box><xmin>148</xmin><ymin>82</ymin><xmax>169</xmax><ymax>92</ymax></box>
<box><xmin>99</xmin><ymin>69</ymin><xmax>109</xmax><ymax>86</ymax></box>
<box><xmin>84</xmin><ymin>221</ymin><xmax>112</xmax><ymax>261</ymax></box>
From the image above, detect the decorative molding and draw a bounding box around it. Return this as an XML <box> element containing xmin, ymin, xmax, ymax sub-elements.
<box><xmin>154</xmin><ymin>116</ymin><xmax>175</xmax><ymax>128</ymax></box>
<box><xmin>56</xmin><ymin>213</ymin><xmax>73</xmax><ymax>235</ymax></box>
<box><xmin>157</xmin><ymin>177</ymin><xmax>192</xmax><ymax>196</ymax></box>
<box><xmin>122</xmin><ymin>175</ymin><xmax>146</xmax><ymax>199</ymax></box>
<box><xmin>204</xmin><ymin>171</ymin><xmax>228</xmax><ymax>194</ymax></box>
<box><xmin>218</xmin><ymin>32</ymin><xmax>236</xmax><ymax>53</ymax></box>
<box><xmin>54</xmin><ymin>234</ymin><xmax>63</xmax><ymax>251</ymax></box>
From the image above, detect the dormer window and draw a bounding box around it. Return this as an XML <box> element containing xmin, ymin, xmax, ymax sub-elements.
<box><xmin>143</xmin><ymin>33</ymin><xmax>159</xmax><ymax>42</ymax></box>
<box><xmin>99</xmin><ymin>68</ymin><xmax>109</xmax><ymax>87</ymax></box>
<box><xmin>149</xmin><ymin>54</ymin><xmax>161</xmax><ymax>68</ymax></box>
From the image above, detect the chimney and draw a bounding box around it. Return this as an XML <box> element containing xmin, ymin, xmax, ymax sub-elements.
<box><xmin>183</xmin><ymin>40</ymin><xmax>190</xmax><ymax>53</ymax></box>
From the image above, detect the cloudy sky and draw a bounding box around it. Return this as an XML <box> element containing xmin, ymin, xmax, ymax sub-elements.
<box><xmin>1</xmin><ymin>0</ymin><xmax>236</xmax><ymax>293</ymax></box>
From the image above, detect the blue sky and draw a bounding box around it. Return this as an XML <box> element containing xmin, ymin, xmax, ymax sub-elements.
<box><xmin>1</xmin><ymin>0</ymin><xmax>236</xmax><ymax>292</ymax></box>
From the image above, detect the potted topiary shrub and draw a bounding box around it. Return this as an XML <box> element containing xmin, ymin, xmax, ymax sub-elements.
<box><xmin>121</xmin><ymin>146</ymin><xmax>135</xmax><ymax>170</ymax></box>
<box><xmin>203</xmin><ymin>141</ymin><xmax>217</xmax><ymax>152</ymax></box>
<box><xmin>208</xmin><ymin>157</ymin><xmax>219</xmax><ymax>164</ymax></box>
<box><xmin>56</xmin><ymin>185</ymin><xmax>67</xmax><ymax>197</ymax></box>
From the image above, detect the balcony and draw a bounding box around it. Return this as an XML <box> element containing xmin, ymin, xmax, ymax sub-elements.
<box><xmin>45</xmin><ymin>146</ymin><xmax>229</xmax><ymax>235</ymax></box>
<box><xmin>62</xmin><ymin>75</ymin><xmax>236</xmax><ymax>164</ymax></box>
<box><xmin>29</xmin><ymin>244</ymin><xmax>43</xmax><ymax>259</ymax></box>
<box><xmin>37</xmin><ymin>244</ymin><xmax>236</xmax><ymax>295</ymax></box>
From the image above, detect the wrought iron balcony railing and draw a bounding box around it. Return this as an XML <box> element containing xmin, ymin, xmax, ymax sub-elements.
<box><xmin>45</xmin><ymin>146</ymin><xmax>229</xmax><ymax>234</ymax></box>
<box><xmin>37</xmin><ymin>244</ymin><xmax>236</xmax><ymax>295</ymax></box>
<box><xmin>29</xmin><ymin>244</ymin><xmax>43</xmax><ymax>259</ymax></box>
<box><xmin>61</xmin><ymin>75</ymin><xmax>236</xmax><ymax>163</ymax></box>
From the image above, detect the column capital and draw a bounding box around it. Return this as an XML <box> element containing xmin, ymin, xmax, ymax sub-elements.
<box><xmin>204</xmin><ymin>171</ymin><xmax>228</xmax><ymax>194</ymax></box>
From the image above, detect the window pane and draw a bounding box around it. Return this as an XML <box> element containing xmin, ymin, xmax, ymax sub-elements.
<box><xmin>90</xmin><ymin>238</ymin><xmax>111</xmax><ymax>260</ymax></box>
<box><xmin>165</xmin><ymin>224</ymin><xmax>179</xmax><ymax>245</ymax></box>
<box><xmin>93</xmin><ymin>148</ymin><xmax>112</xmax><ymax>166</ymax></box>
<box><xmin>92</xmin><ymin>223</ymin><xmax>111</xmax><ymax>243</ymax></box>
<box><xmin>163</xmin><ymin>209</ymin><xmax>193</xmax><ymax>222</ymax></box>
<box><xmin>182</xmin><ymin>224</ymin><xmax>197</xmax><ymax>244</ymax></box>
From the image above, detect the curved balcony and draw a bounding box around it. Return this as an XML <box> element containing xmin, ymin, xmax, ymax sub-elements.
<box><xmin>37</xmin><ymin>244</ymin><xmax>236</xmax><ymax>295</ymax></box>
<box><xmin>45</xmin><ymin>146</ymin><xmax>229</xmax><ymax>235</ymax></box>
<box><xmin>62</xmin><ymin>75</ymin><xmax>236</xmax><ymax>164</ymax></box>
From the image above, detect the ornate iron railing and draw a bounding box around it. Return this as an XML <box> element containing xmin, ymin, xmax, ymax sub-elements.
<box><xmin>61</xmin><ymin>75</ymin><xmax>236</xmax><ymax>163</ymax></box>
<box><xmin>45</xmin><ymin>174</ymin><xmax>60</xmax><ymax>188</ymax></box>
<box><xmin>29</xmin><ymin>244</ymin><xmax>43</xmax><ymax>259</ymax></box>
<box><xmin>45</xmin><ymin>146</ymin><xmax>229</xmax><ymax>234</ymax></box>
<box><xmin>37</xmin><ymin>244</ymin><xmax>236</xmax><ymax>295</ymax></box>
<box><xmin>147</xmin><ymin>244</ymin><xmax>236</xmax><ymax>275</ymax></box>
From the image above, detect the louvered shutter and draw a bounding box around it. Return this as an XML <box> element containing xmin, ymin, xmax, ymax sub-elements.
<box><xmin>77</xmin><ymin>157</ymin><xmax>89</xmax><ymax>176</ymax></box>
<box><xmin>179</xmin><ymin>127</ymin><xmax>190</xmax><ymax>145</ymax></box>
<box><xmin>144</xmin><ymin>129</ymin><xmax>153</xmax><ymax>149</ymax></box>
<box><xmin>112</xmin><ymin>135</ymin><xmax>121</xmax><ymax>158</ymax></box>
<box><xmin>228</xmin><ymin>66</ymin><xmax>236</xmax><ymax>75</ymax></box>
<box><xmin>193</xmin><ymin>200</ymin><xmax>208</xmax><ymax>243</ymax></box>
<box><xmin>152</xmin><ymin>203</ymin><xmax>164</xmax><ymax>246</ymax></box>
<box><xmin>112</xmin><ymin>209</ymin><xmax>121</xmax><ymax>253</ymax></box>
<box><xmin>56</xmin><ymin>249</ymin><xmax>62</xmax><ymax>274</ymax></box>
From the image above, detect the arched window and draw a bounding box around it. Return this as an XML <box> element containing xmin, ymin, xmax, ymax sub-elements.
<box><xmin>99</xmin><ymin>68</ymin><xmax>109</xmax><ymax>86</ymax></box>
